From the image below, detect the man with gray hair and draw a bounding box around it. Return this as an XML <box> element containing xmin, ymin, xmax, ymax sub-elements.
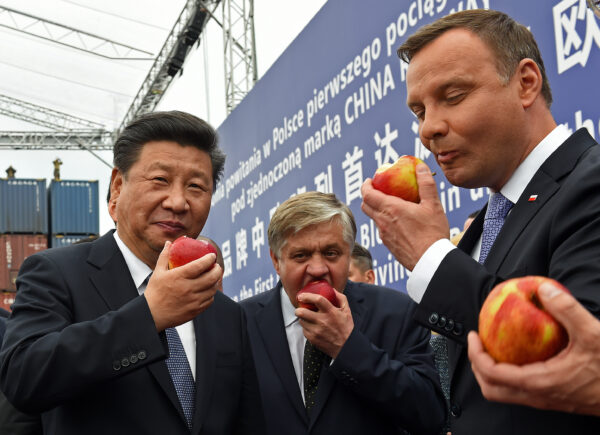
<box><xmin>241</xmin><ymin>191</ymin><xmax>446</xmax><ymax>435</ymax></box>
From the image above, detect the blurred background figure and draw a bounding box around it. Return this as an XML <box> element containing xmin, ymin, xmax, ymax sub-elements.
<box><xmin>197</xmin><ymin>235</ymin><xmax>224</xmax><ymax>292</ymax></box>
<box><xmin>451</xmin><ymin>210</ymin><xmax>481</xmax><ymax>246</ymax></box>
<box><xmin>348</xmin><ymin>243</ymin><xmax>375</xmax><ymax>284</ymax></box>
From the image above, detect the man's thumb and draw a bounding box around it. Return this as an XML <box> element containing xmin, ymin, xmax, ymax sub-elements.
<box><xmin>416</xmin><ymin>163</ymin><xmax>438</xmax><ymax>202</ymax></box>
<box><xmin>538</xmin><ymin>282</ymin><xmax>595</xmax><ymax>337</ymax></box>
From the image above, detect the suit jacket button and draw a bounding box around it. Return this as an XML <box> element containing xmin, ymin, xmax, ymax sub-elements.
<box><xmin>138</xmin><ymin>350</ymin><xmax>147</xmax><ymax>360</ymax></box>
<box><xmin>445</xmin><ymin>319</ymin><xmax>455</xmax><ymax>331</ymax></box>
<box><xmin>121</xmin><ymin>357</ymin><xmax>130</xmax><ymax>368</ymax></box>
<box><xmin>112</xmin><ymin>360</ymin><xmax>121</xmax><ymax>371</ymax></box>
<box><xmin>130</xmin><ymin>354</ymin><xmax>138</xmax><ymax>364</ymax></box>
<box><xmin>428</xmin><ymin>313</ymin><xmax>439</xmax><ymax>324</ymax></box>
<box><xmin>450</xmin><ymin>404</ymin><xmax>462</xmax><ymax>417</ymax></box>
<box><xmin>437</xmin><ymin>316</ymin><xmax>447</xmax><ymax>328</ymax></box>
<box><xmin>452</xmin><ymin>322</ymin><xmax>463</xmax><ymax>336</ymax></box>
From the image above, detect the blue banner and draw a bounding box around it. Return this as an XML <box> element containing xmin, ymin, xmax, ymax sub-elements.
<box><xmin>204</xmin><ymin>0</ymin><xmax>600</xmax><ymax>300</ymax></box>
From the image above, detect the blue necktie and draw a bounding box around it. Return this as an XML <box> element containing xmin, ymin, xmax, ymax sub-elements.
<box><xmin>479</xmin><ymin>192</ymin><xmax>513</xmax><ymax>264</ymax></box>
<box><xmin>165</xmin><ymin>327</ymin><xmax>196</xmax><ymax>430</ymax></box>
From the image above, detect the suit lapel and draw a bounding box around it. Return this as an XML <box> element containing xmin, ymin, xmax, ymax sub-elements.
<box><xmin>192</xmin><ymin>305</ymin><xmax>217</xmax><ymax>434</ymax></box>
<box><xmin>484</xmin><ymin>129</ymin><xmax>595</xmax><ymax>272</ymax></box>
<box><xmin>308</xmin><ymin>283</ymin><xmax>367</xmax><ymax>427</ymax></box>
<box><xmin>255</xmin><ymin>285</ymin><xmax>308</xmax><ymax>422</ymax></box>
<box><xmin>86</xmin><ymin>232</ymin><xmax>185</xmax><ymax>426</ymax></box>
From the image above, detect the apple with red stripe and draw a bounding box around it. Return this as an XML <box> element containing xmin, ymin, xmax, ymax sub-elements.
<box><xmin>168</xmin><ymin>236</ymin><xmax>217</xmax><ymax>269</ymax></box>
<box><xmin>479</xmin><ymin>276</ymin><xmax>569</xmax><ymax>365</ymax></box>
<box><xmin>372</xmin><ymin>155</ymin><xmax>428</xmax><ymax>203</ymax></box>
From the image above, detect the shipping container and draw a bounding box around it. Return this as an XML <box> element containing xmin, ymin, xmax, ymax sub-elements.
<box><xmin>49</xmin><ymin>180</ymin><xmax>99</xmax><ymax>235</ymax></box>
<box><xmin>0</xmin><ymin>179</ymin><xmax>48</xmax><ymax>234</ymax></box>
<box><xmin>50</xmin><ymin>234</ymin><xmax>99</xmax><ymax>248</ymax></box>
<box><xmin>0</xmin><ymin>234</ymin><xmax>47</xmax><ymax>291</ymax></box>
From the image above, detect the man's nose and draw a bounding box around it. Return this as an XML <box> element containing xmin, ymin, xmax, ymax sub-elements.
<box><xmin>162</xmin><ymin>184</ymin><xmax>189</xmax><ymax>213</ymax></box>
<box><xmin>306</xmin><ymin>256</ymin><xmax>329</xmax><ymax>277</ymax></box>
<box><xmin>420</xmin><ymin>108</ymin><xmax>448</xmax><ymax>144</ymax></box>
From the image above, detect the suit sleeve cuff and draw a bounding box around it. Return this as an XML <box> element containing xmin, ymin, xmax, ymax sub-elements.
<box><xmin>407</xmin><ymin>239</ymin><xmax>456</xmax><ymax>303</ymax></box>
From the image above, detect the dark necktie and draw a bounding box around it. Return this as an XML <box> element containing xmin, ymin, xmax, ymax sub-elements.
<box><xmin>303</xmin><ymin>340</ymin><xmax>326</xmax><ymax>411</ymax></box>
<box><xmin>479</xmin><ymin>192</ymin><xmax>513</xmax><ymax>264</ymax></box>
<box><xmin>165</xmin><ymin>327</ymin><xmax>196</xmax><ymax>430</ymax></box>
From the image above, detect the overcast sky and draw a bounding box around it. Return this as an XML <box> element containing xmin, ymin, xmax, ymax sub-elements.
<box><xmin>1</xmin><ymin>0</ymin><xmax>328</xmax><ymax>234</ymax></box>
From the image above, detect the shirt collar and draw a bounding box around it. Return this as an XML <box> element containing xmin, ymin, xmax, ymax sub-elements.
<box><xmin>499</xmin><ymin>124</ymin><xmax>571</xmax><ymax>204</ymax></box>
<box><xmin>280</xmin><ymin>286</ymin><xmax>299</xmax><ymax>328</ymax></box>
<box><xmin>113</xmin><ymin>231</ymin><xmax>152</xmax><ymax>292</ymax></box>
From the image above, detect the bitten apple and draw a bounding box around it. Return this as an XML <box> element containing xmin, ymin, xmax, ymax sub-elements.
<box><xmin>297</xmin><ymin>280</ymin><xmax>340</xmax><ymax>311</ymax></box>
<box><xmin>168</xmin><ymin>236</ymin><xmax>217</xmax><ymax>269</ymax></box>
<box><xmin>479</xmin><ymin>276</ymin><xmax>569</xmax><ymax>365</ymax></box>
<box><xmin>371</xmin><ymin>155</ymin><xmax>426</xmax><ymax>203</ymax></box>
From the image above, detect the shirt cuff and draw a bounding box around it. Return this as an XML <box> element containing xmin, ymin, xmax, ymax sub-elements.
<box><xmin>407</xmin><ymin>239</ymin><xmax>456</xmax><ymax>303</ymax></box>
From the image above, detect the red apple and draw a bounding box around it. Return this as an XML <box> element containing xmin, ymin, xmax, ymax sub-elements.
<box><xmin>479</xmin><ymin>276</ymin><xmax>569</xmax><ymax>365</ymax></box>
<box><xmin>372</xmin><ymin>155</ymin><xmax>426</xmax><ymax>203</ymax></box>
<box><xmin>168</xmin><ymin>236</ymin><xmax>217</xmax><ymax>269</ymax></box>
<box><xmin>297</xmin><ymin>280</ymin><xmax>340</xmax><ymax>311</ymax></box>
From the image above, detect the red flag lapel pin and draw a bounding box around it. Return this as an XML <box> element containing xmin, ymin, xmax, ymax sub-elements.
<box><xmin>528</xmin><ymin>195</ymin><xmax>538</xmax><ymax>202</ymax></box>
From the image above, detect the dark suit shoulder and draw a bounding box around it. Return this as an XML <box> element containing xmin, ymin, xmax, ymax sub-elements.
<box><xmin>346</xmin><ymin>281</ymin><xmax>415</xmax><ymax>310</ymax></box>
<box><xmin>239</xmin><ymin>287</ymin><xmax>277</xmax><ymax>311</ymax></box>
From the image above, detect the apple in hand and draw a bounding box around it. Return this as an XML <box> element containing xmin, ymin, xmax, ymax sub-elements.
<box><xmin>372</xmin><ymin>155</ymin><xmax>426</xmax><ymax>203</ymax></box>
<box><xmin>168</xmin><ymin>236</ymin><xmax>217</xmax><ymax>269</ymax></box>
<box><xmin>297</xmin><ymin>280</ymin><xmax>340</xmax><ymax>311</ymax></box>
<box><xmin>478</xmin><ymin>276</ymin><xmax>569</xmax><ymax>365</ymax></box>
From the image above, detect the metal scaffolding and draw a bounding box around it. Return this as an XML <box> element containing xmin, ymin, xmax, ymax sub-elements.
<box><xmin>0</xmin><ymin>94</ymin><xmax>105</xmax><ymax>131</ymax></box>
<box><xmin>0</xmin><ymin>130</ymin><xmax>113</xmax><ymax>150</ymax></box>
<box><xmin>222</xmin><ymin>0</ymin><xmax>257</xmax><ymax>114</ymax></box>
<box><xmin>0</xmin><ymin>5</ymin><xmax>153</xmax><ymax>60</ymax></box>
<box><xmin>2</xmin><ymin>0</ymin><xmax>258</xmax><ymax>150</ymax></box>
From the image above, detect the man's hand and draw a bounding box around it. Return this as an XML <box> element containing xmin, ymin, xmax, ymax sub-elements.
<box><xmin>361</xmin><ymin>163</ymin><xmax>449</xmax><ymax>270</ymax></box>
<box><xmin>296</xmin><ymin>289</ymin><xmax>353</xmax><ymax>359</ymax></box>
<box><xmin>468</xmin><ymin>282</ymin><xmax>600</xmax><ymax>416</ymax></box>
<box><xmin>145</xmin><ymin>241</ymin><xmax>222</xmax><ymax>331</ymax></box>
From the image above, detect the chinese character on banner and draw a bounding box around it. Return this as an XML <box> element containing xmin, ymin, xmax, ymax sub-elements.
<box><xmin>235</xmin><ymin>228</ymin><xmax>248</xmax><ymax>270</ymax></box>
<box><xmin>252</xmin><ymin>216</ymin><xmax>265</xmax><ymax>259</ymax></box>
<box><xmin>222</xmin><ymin>240</ymin><xmax>232</xmax><ymax>278</ymax></box>
<box><xmin>373</xmin><ymin>122</ymin><xmax>399</xmax><ymax>168</ymax></box>
<box><xmin>314</xmin><ymin>164</ymin><xmax>333</xmax><ymax>193</ymax></box>
<box><xmin>412</xmin><ymin>120</ymin><xmax>431</xmax><ymax>161</ymax></box>
<box><xmin>342</xmin><ymin>146</ymin><xmax>364</xmax><ymax>205</ymax></box>
<box><xmin>553</xmin><ymin>0</ymin><xmax>600</xmax><ymax>73</ymax></box>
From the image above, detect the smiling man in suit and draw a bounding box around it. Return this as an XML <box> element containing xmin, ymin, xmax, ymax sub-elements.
<box><xmin>0</xmin><ymin>111</ymin><xmax>264</xmax><ymax>435</ymax></box>
<box><xmin>361</xmin><ymin>9</ymin><xmax>600</xmax><ymax>435</ymax></box>
<box><xmin>240</xmin><ymin>191</ymin><xmax>446</xmax><ymax>435</ymax></box>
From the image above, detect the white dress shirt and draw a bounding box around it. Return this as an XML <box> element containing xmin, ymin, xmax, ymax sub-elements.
<box><xmin>281</xmin><ymin>286</ymin><xmax>307</xmax><ymax>402</ymax></box>
<box><xmin>113</xmin><ymin>231</ymin><xmax>197</xmax><ymax>379</ymax></box>
<box><xmin>407</xmin><ymin>124</ymin><xmax>571</xmax><ymax>303</ymax></box>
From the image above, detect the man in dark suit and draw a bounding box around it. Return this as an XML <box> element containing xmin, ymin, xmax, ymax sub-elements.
<box><xmin>0</xmin><ymin>310</ymin><xmax>43</xmax><ymax>435</ymax></box>
<box><xmin>0</xmin><ymin>111</ymin><xmax>264</xmax><ymax>435</ymax></box>
<box><xmin>361</xmin><ymin>9</ymin><xmax>600</xmax><ymax>434</ymax></box>
<box><xmin>241</xmin><ymin>191</ymin><xmax>446</xmax><ymax>435</ymax></box>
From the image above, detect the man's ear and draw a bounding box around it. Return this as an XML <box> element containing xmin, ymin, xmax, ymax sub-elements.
<box><xmin>517</xmin><ymin>58</ymin><xmax>543</xmax><ymax>109</ymax></box>
<box><xmin>365</xmin><ymin>269</ymin><xmax>376</xmax><ymax>285</ymax></box>
<box><xmin>270</xmin><ymin>249</ymin><xmax>281</xmax><ymax>275</ymax></box>
<box><xmin>108</xmin><ymin>168</ymin><xmax>122</xmax><ymax>223</ymax></box>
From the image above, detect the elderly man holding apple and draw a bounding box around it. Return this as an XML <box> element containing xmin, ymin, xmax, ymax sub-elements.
<box><xmin>240</xmin><ymin>191</ymin><xmax>446</xmax><ymax>435</ymax></box>
<box><xmin>0</xmin><ymin>111</ymin><xmax>265</xmax><ymax>434</ymax></box>
<box><xmin>361</xmin><ymin>9</ymin><xmax>600</xmax><ymax>435</ymax></box>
